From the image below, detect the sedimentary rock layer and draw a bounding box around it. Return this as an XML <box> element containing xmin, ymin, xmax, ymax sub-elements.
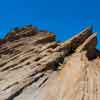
<box><xmin>0</xmin><ymin>25</ymin><xmax>100</xmax><ymax>100</ymax></box>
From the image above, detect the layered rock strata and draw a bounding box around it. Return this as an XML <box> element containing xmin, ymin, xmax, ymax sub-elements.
<box><xmin>0</xmin><ymin>25</ymin><xmax>100</xmax><ymax>100</ymax></box>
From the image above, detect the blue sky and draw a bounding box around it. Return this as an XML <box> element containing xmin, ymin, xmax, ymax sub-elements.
<box><xmin>0</xmin><ymin>0</ymin><xmax>100</xmax><ymax>49</ymax></box>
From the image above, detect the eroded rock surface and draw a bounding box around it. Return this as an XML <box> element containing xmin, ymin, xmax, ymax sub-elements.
<box><xmin>0</xmin><ymin>25</ymin><xmax>100</xmax><ymax>100</ymax></box>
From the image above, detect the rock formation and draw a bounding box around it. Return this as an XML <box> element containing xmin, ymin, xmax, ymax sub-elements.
<box><xmin>0</xmin><ymin>25</ymin><xmax>100</xmax><ymax>100</ymax></box>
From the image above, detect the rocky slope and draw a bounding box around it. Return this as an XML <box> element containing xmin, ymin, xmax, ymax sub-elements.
<box><xmin>0</xmin><ymin>25</ymin><xmax>100</xmax><ymax>100</ymax></box>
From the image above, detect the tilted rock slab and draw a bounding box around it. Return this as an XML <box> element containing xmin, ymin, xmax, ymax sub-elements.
<box><xmin>0</xmin><ymin>25</ymin><xmax>100</xmax><ymax>100</ymax></box>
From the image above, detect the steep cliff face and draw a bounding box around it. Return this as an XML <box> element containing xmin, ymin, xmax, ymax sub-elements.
<box><xmin>0</xmin><ymin>25</ymin><xmax>100</xmax><ymax>100</ymax></box>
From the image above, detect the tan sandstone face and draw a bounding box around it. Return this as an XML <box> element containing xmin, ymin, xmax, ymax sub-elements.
<box><xmin>0</xmin><ymin>25</ymin><xmax>100</xmax><ymax>100</ymax></box>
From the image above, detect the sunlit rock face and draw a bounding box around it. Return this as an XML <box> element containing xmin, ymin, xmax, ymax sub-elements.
<box><xmin>0</xmin><ymin>25</ymin><xmax>100</xmax><ymax>100</ymax></box>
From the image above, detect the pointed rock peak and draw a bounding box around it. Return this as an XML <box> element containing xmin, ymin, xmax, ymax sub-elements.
<box><xmin>64</xmin><ymin>26</ymin><xmax>93</xmax><ymax>45</ymax></box>
<box><xmin>76</xmin><ymin>32</ymin><xmax>97</xmax><ymax>52</ymax></box>
<box><xmin>80</xmin><ymin>26</ymin><xmax>93</xmax><ymax>34</ymax></box>
<box><xmin>60</xmin><ymin>26</ymin><xmax>94</xmax><ymax>54</ymax></box>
